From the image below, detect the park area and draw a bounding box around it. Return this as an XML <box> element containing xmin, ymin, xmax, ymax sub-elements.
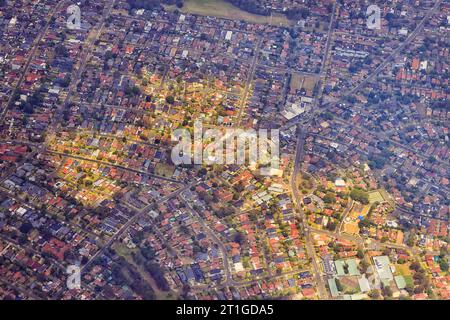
<box><xmin>165</xmin><ymin>0</ymin><xmax>292</xmax><ymax>26</ymax></box>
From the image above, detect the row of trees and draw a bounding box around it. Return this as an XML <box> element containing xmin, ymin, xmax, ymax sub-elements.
<box><xmin>109</xmin><ymin>257</ymin><xmax>156</xmax><ymax>299</ymax></box>
<box><xmin>225</xmin><ymin>0</ymin><xmax>318</xmax><ymax>21</ymax></box>
<box><xmin>127</xmin><ymin>0</ymin><xmax>163</xmax><ymax>11</ymax></box>
<box><xmin>224</xmin><ymin>0</ymin><xmax>270</xmax><ymax>16</ymax></box>
<box><xmin>127</xmin><ymin>0</ymin><xmax>182</xmax><ymax>11</ymax></box>
<box><xmin>132</xmin><ymin>244</ymin><xmax>171</xmax><ymax>292</ymax></box>
<box><xmin>350</xmin><ymin>189</ymin><xmax>369</xmax><ymax>204</ymax></box>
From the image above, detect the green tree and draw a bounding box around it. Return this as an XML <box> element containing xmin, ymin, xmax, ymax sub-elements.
<box><xmin>350</xmin><ymin>189</ymin><xmax>369</xmax><ymax>204</ymax></box>
<box><xmin>335</xmin><ymin>278</ymin><xmax>344</xmax><ymax>292</ymax></box>
<box><xmin>323</xmin><ymin>193</ymin><xmax>336</xmax><ymax>204</ymax></box>
<box><xmin>357</xmin><ymin>249</ymin><xmax>364</xmax><ymax>259</ymax></box>
<box><xmin>439</xmin><ymin>259</ymin><xmax>449</xmax><ymax>272</ymax></box>
<box><xmin>166</xmin><ymin>95</ymin><xmax>175</xmax><ymax>104</ymax></box>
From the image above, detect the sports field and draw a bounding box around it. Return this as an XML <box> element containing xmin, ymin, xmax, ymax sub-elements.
<box><xmin>166</xmin><ymin>0</ymin><xmax>292</xmax><ymax>26</ymax></box>
<box><xmin>290</xmin><ymin>73</ymin><xmax>319</xmax><ymax>94</ymax></box>
<box><xmin>368</xmin><ymin>190</ymin><xmax>385</xmax><ymax>204</ymax></box>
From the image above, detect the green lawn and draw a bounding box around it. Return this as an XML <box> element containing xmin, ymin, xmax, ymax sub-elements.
<box><xmin>368</xmin><ymin>190</ymin><xmax>384</xmax><ymax>204</ymax></box>
<box><xmin>404</xmin><ymin>275</ymin><xmax>414</xmax><ymax>287</ymax></box>
<box><xmin>156</xmin><ymin>163</ymin><xmax>175</xmax><ymax>177</ymax></box>
<box><xmin>395</xmin><ymin>263</ymin><xmax>412</xmax><ymax>276</ymax></box>
<box><xmin>113</xmin><ymin>243</ymin><xmax>178</xmax><ymax>300</ymax></box>
<box><xmin>114</xmin><ymin>243</ymin><xmax>138</xmax><ymax>258</ymax></box>
<box><xmin>166</xmin><ymin>0</ymin><xmax>292</xmax><ymax>26</ymax></box>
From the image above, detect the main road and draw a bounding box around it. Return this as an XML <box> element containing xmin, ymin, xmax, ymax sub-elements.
<box><xmin>180</xmin><ymin>191</ymin><xmax>235</xmax><ymax>287</ymax></box>
<box><xmin>290</xmin><ymin>126</ymin><xmax>329</xmax><ymax>299</ymax></box>
<box><xmin>285</xmin><ymin>0</ymin><xmax>340</xmax><ymax>299</ymax></box>
<box><xmin>53</xmin><ymin>0</ymin><xmax>117</xmax><ymax>130</ymax></box>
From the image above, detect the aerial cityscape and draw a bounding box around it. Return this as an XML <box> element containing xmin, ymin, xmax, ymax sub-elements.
<box><xmin>0</xmin><ymin>0</ymin><xmax>448</xmax><ymax>302</ymax></box>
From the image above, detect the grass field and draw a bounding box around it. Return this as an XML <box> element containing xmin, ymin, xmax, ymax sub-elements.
<box><xmin>113</xmin><ymin>243</ymin><xmax>178</xmax><ymax>300</ymax></box>
<box><xmin>290</xmin><ymin>73</ymin><xmax>319</xmax><ymax>95</ymax></box>
<box><xmin>380</xmin><ymin>189</ymin><xmax>395</xmax><ymax>205</ymax></box>
<box><xmin>368</xmin><ymin>190</ymin><xmax>385</xmax><ymax>204</ymax></box>
<box><xmin>404</xmin><ymin>276</ymin><xmax>414</xmax><ymax>287</ymax></box>
<box><xmin>114</xmin><ymin>242</ymin><xmax>138</xmax><ymax>257</ymax></box>
<box><xmin>166</xmin><ymin>0</ymin><xmax>292</xmax><ymax>26</ymax></box>
<box><xmin>155</xmin><ymin>163</ymin><xmax>175</xmax><ymax>177</ymax></box>
<box><xmin>395</xmin><ymin>263</ymin><xmax>412</xmax><ymax>277</ymax></box>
